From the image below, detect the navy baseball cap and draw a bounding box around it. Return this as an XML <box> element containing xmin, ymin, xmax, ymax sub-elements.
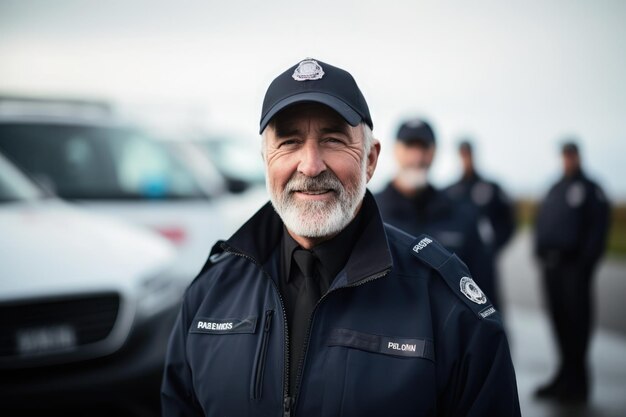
<box><xmin>396</xmin><ymin>118</ymin><xmax>436</xmax><ymax>146</ymax></box>
<box><xmin>259</xmin><ymin>58</ymin><xmax>373</xmax><ymax>134</ymax></box>
<box><xmin>562</xmin><ymin>141</ymin><xmax>579</xmax><ymax>155</ymax></box>
<box><xmin>458</xmin><ymin>139</ymin><xmax>473</xmax><ymax>153</ymax></box>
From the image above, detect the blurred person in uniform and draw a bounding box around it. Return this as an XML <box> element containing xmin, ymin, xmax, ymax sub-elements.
<box><xmin>534</xmin><ymin>141</ymin><xmax>611</xmax><ymax>403</ymax></box>
<box><xmin>445</xmin><ymin>140</ymin><xmax>516</xmax><ymax>310</ymax></box>
<box><xmin>161</xmin><ymin>59</ymin><xmax>520</xmax><ymax>416</ymax></box>
<box><xmin>375</xmin><ymin>120</ymin><xmax>494</xmax><ymax>302</ymax></box>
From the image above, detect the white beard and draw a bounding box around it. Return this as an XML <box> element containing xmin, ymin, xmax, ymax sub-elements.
<box><xmin>267</xmin><ymin>163</ymin><xmax>367</xmax><ymax>238</ymax></box>
<box><xmin>396</xmin><ymin>167</ymin><xmax>428</xmax><ymax>190</ymax></box>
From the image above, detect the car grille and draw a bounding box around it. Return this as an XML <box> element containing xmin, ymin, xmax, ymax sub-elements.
<box><xmin>0</xmin><ymin>293</ymin><xmax>120</xmax><ymax>360</ymax></box>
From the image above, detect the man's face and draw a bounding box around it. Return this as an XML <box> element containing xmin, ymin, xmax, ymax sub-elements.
<box><xmin>460</xmin><ymin>148</ymin><xmax>473</xmax><ymax>174</ymax></box>
<box><xmin>394</xmin><ymin>140</ymin><xmax>435</xmax><ymax>189</ymax></box>
<box><xmin>263</xmin><ymin>103</ymin><xmax>379</xmax><ymax>241</ymax></box>
<box><xmin>562</xmin><ymin>152</ymin><xmax>580</xmax><ymax>176</ymax></box>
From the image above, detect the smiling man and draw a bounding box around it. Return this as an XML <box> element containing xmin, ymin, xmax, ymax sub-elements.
<box><xmin>264</xmin><ymin>103</ymin><xmax>374</xmax><ymax>245</ymax></box>
<box><xmin>161</xmin><ymin>58</ymin><xmax>520</xmax><ymax>417</ymax></box>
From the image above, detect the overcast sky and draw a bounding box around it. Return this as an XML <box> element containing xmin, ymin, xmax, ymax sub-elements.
<box><xmin>1</xmin><ymin>0</ymin><xmax>625</xmax><ymax>198</ymax></box>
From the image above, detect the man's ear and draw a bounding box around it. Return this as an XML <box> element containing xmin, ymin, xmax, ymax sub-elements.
<box><xmin>366</xmin><ymin>139</ymin><xmax>381</xmax><ymax>183</ymax></box>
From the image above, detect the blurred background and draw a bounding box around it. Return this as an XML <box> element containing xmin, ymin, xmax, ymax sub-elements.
<box><xmin>0</xmin><ymin>0</ymin><xmax>624</xmax><ymax>416</ymax></box>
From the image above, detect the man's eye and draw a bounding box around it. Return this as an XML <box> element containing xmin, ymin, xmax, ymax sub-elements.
<box><xmin>325</xmin><ymin>137</ymin><xmax>344</xmax><ymax>144</ymax></box>
<box><xmin>278</xmin><ymin>139</ymin><xmax>298</xmax><ymax>147</ymax></box>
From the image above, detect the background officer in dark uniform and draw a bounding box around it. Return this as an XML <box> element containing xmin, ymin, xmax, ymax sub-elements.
<box><xmin>375</xmin><ymin>120</ymin><xmax>493</xmax><ymax>301</ymax></box>
<box><xmin>534</xmin><ymin>141</ymin><xmax>611</xmax><ymax>403</ymax></box>
<box><xmin>445</xmin><ymin>140</ymin><xmax>516</xmax><ymax>309</ymax></box>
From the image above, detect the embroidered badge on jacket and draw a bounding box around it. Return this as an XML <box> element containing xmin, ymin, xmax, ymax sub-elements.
<box><xmin>460</xmin><ymin>276</ymin><xmax>487</xmax><ymax>304</ymax></box>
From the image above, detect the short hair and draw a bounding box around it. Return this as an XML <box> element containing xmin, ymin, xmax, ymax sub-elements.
<box><xmin>362</xmin><ymin>123</ymin><xmax>374</xmax><ymax>155</ymax></box>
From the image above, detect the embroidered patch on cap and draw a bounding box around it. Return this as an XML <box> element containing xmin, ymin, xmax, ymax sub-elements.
<box><xmin>460</xmin><ymin>276</ymin><xmax>487</xmax><ymax>304</ymax></box>
<box><xmin>405</xmin><ymin>119</ymin><xmax>425</xmax><ymax>128</ymax></box>
<box><xmin>292</xmin><ymin>59</ymin><xmax>325</xmax><ymax>81</ymax></box>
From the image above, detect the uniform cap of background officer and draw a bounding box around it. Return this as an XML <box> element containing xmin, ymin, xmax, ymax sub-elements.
<box><xmin>561</xmin><ymin>141</ymin><xmax>579</xmax><ymax>155</ymax></box>
<box><xmin>458</xmin><ymin>139</ymin><xmax>473</xmax><ymax>154</ymax></box>
<box><xmin>396</xmin><ymin>118</ymin><xmax>436</xmax><ymax>146</ymax></box>
<box><xmin>259</xmin><ymin>58</ymin><xmax>373</xmax><ymax>134</ymax></box>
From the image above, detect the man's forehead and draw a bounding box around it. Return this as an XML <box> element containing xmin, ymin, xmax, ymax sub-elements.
<box><xmin>269</xmin><ymin>103</ymin><xmax>352</xmax><ymax>136</ymax></box>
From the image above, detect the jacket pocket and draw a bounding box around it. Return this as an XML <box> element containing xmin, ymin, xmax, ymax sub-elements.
<box><xmin>251</xmin><ymin>310</ymin><xmax>274</xmax><ymax>400</ymax></box>
<box><xmin>327</xmin><ymin>328</ymin><xmax>435</xmax><ymax>361</ymax></box>
<box><xmin>324</xmin><ymin>328</ymin><xmax>436</xmax><ymax>416</ymax></box>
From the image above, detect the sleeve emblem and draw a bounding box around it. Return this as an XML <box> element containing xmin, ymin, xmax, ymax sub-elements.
<box><xmin>460</xmin><ymin>276</ymin><xmax>487</xmax><ymax>304</ymax></box>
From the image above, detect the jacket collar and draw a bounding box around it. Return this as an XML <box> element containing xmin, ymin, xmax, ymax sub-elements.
<box><xmin>222</xmin><ymin>190</ymin><xmax>392</xmax><ymax>286</ymax></box>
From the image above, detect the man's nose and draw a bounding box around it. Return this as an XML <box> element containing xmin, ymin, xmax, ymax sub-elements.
<box><xmin>297</xmin><ymin>140</ymin><xmax>326</xmax><ymax>177</ymax></box>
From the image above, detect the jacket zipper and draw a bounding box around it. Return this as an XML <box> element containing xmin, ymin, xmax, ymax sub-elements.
<box><xmin>221</xmin><ymin>242</ymin><xmax>390</xmax><ymax>417</ymax></box>
<box><xmin>219</xmin><ymin>244</ymin><xmax>293</xmax><ymax>414</ymax></box>
<box><xmin>252</xmin><ymin>309</ymin><xmax>274</xmax><ymax>400</ymax></box>
<box><xmin>290</xmin><ymin>268</ymin><xmax>391</xmax><ymax>416</ymax></box>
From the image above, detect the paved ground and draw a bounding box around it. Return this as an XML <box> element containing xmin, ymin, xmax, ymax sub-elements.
<box><xmin>499</xmin><ymin>231</ymin><xmax>626</xmax><ymax>417</ymax></box>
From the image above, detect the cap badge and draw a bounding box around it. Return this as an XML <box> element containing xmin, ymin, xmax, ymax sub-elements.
<box><xmin>460</xmin><ymin>277</ymin><xmax>487</xmax><ymax>304</ymax></box>
<box><xmin>292</xmin><ymin>59</ymin><xmax>325</xmax><ymax>81</ymax></box>
<box><xmin>405</xmin><ymin>119</ymin><xmax>424</xmax><ymax>128</ymax></box>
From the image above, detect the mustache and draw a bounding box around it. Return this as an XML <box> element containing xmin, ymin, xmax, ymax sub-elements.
<box><xmin>284</xmin><ymin>171</ymin><xmax>343</xmax><ymax>193</ymax></box>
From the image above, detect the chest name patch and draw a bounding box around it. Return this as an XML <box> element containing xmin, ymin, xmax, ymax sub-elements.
<box><xmin>190</xmin><ymin>317</ymin><xmax>257</xmax><ymax>335</ymax></box>
<box><xmin>328</xmin><ymin>328</ymin><xmax>435</xmax><ymax>361</ymax></box>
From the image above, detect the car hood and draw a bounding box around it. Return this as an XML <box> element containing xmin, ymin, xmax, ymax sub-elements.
<box><xmin>0</xmin><ymin>199</ymin><xmax>176</xmax><ymax>301</ymax></box>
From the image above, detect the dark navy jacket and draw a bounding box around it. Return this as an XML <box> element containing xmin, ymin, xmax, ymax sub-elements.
<box><xmin>445</xmin><ymin>173</ymin><xmax>516</xmax><ymax>254</ymax></box>
<box><xmin>444</xmin><ymin>174</ymin><xmax>516</xmax><ymax>309</ymax></box>
<box><xmin>535</xmin><ymin>170</ymin><xmax>611</xmax><ymax>267</ymax></box>
<box><xmin>375</xmin><ymin>183</ymin><xmax>498</xmax><ymax>305</ymax></box>
<box><xmin>162</xmin><ymin>192</ymin><xmax>520</xmax><ymax>417</ymax></box>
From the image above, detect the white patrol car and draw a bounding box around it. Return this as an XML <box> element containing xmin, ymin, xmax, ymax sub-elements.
<box><xmin>0</xmin><ymin>96</ymin><xmax>267</xmax><ymax>290</ymax></box>
<box><xmin>0</xmin><ymin>151</ymin><xmax>179</xmax><ymax>414</ymax></box>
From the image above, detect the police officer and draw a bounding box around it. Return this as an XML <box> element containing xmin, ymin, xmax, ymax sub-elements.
<box><xmin>445</xmin><ymin>140</ymin><xmax>516</xmax><ymax>309</ymax></box>
<box><xmin>375</xmin><ymin>121</ymin><xmax>494</xmax><ymax>302</ymax></box>
<box><xmin>534</xmin><ymin>141</ymin><xmax>611</xmax><ymax>403</ymax></box>
<box><xmin>162</xmin><ymin>58</ymin><xmax>520</xmax><ymax>416</ymax></box>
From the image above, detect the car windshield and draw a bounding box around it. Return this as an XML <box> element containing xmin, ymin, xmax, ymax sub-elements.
<box><xmin>201</xmin><ymin>138</ymin><xmax>265</xmax><ymax>185</ymax></box>
<box><xmin>0</xmin><ymin>153</ymin><xmax>44</xmax><ymax>202</ymax></box>
<box><xmin>0</xmin><ymin>123</ymin><xmax>206</xmax><ymax>200</ymax></box>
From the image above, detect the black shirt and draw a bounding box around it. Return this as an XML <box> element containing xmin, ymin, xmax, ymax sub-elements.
<box><xmin>279</xmin><ymin>207</ymin><xmax>364</xmax><ymax>395</ymax></box>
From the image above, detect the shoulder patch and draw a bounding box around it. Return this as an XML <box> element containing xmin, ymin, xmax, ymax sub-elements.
<box><xmin>460</xmin><ymin>277</ymin><xmax>487</xmax><ymax>304</ymax></box>
<box><xmin>410</xmin><ymin>234</ymin><xmax>496</xmax><ymax>319</ymax></box>
<box><xmin>410</xmin><ymin>235</ymin><xmax>449</xmax><ymax>269</ymax></box>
